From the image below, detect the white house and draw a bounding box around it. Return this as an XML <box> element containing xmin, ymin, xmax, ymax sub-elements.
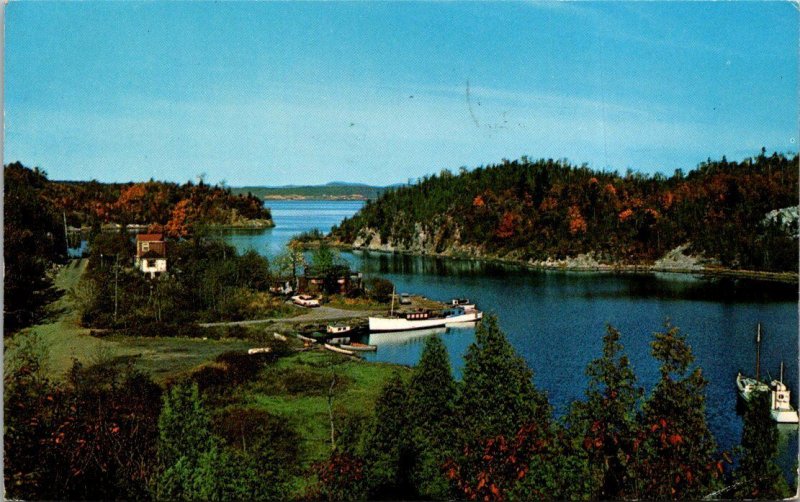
<box><xmin>135</xmin><ymin>233</ymin><xmax>167</xmax><ymax>278</ymax></box>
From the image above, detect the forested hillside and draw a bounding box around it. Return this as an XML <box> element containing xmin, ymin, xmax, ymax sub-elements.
<box><xmin>32</xmin><ymin>165</ymin><xmax>274</xmax><ymax>235</ymax></box>
<box><xmin>331</xmin><ymin>152</ymin><xmax>799</xmax><ymax>273</ymax></box>
<box><xmin>3</xmin><ymin>162</ymin><xmax>273</xmax><ymax>333</ymax></box>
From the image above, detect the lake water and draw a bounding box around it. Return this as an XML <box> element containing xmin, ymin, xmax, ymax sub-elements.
<box><xmin>230</xmin><ymin>200</ymin><xmax>799</xmax><ymax>484</ymax></box>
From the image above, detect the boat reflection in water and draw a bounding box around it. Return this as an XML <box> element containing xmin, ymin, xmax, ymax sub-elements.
<box><xmin>367</xmin><ymin>327</ymin><xmax>448</xmax><ymax>347</ymax></box>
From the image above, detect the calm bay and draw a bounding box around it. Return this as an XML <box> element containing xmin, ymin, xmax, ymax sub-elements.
<box><xmin>226</xmin><ymin>199</ymin><xmax>799</xmax><ymax>482</ymax></box>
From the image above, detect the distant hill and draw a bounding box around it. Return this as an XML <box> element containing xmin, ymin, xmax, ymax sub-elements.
<box><xmin>231</xmin><ymin>182</ymin><xmax>398</xmax><ymax>200</ymax></box>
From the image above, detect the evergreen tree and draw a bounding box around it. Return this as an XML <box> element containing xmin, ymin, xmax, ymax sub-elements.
<box><xmin>732</xmin><ymin>391</ymin><xmax>790</xmax><ymax>499</ymax></box>
<box><xmin>569</xmin><ymin>325</ymin><xmax>641</xmax><ymax>498</ymax></box>
<box><xmin>362</xmin><ymin>374</ymin><xmax>413</xmax><ymax>498</ymax></box>
<box><xmin>156</xmin><ymin>382</ymin><xmax>280</xmax><ymax>500</ymax></box>
<box><xmin>4</xmin><ymin>163</ymin><xmax>67</xmax><ymax>333</ymax></box>
<box><xmin>406</xmin><ymin>335</ymin><xmax>459</xmax><ymax>498</ymax></box>
<box><xmin>157</xmin><ymin>383</ymin><xmax>214</xmax><ymax>468</ymax></box>
<box><xmin>633</xmin><ymin>324</ymin><xmax>722</xmax><ymax>499</ymax></box>
<box><xmin>458</xmin><ymin>314</ymin><xmax>550</xmax><ymax>441</ymax></box>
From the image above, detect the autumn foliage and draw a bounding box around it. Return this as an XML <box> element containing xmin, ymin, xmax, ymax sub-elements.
<box><xmin>42</xmin><ymin>177</ymin><xmax>272</xmax><ymax>232</ymax></box>
<box><xmin>334</xmin><ymin>152</ymin><xmax>798</xmax><ymax>271</ymax></box>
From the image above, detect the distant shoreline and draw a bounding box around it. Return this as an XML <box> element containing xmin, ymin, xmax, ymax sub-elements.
<box><xmin>68</xmin><ymin>219</ymin><xmax>276</xmax><ymax>233</ymax></box>
<box><xmin>262</xmin><ymin>195</ymin><xmax>369</xmax><ymax>201</ymax></box>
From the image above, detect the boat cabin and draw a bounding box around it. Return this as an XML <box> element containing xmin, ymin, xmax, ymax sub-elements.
<box><xmin>403</xmin><ymin>311</ymin><xmax>431</xmax><ymax>320</ymax></box>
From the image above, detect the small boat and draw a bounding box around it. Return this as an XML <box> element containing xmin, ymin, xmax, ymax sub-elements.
<box><xmin>769</xmin><ymin>362</ymin><xmax>799</xmax><ymax>424</ymax></box>
<box><xmin>273</xmin><ymin>333</ymin><xmax>288</xmax><ymax>341</ymax></box>
<box><xmin>341</xmin><ymin>342</ymin><xmax>377</xmax><ymax>352</ymax></box>
<box><xmin>291</xmin><ymin>294</ymin><xmax>320</xmax><ymax>308</ymax></box>
<box><xmin>451</xmin><ymin>298</ymin><xmax>476</xmax><ymax>310</ymax></box>
<box><xmin>737</xmin><ymin>323</ymin><xmax>770</xmax><ymax>401</ymax></box>
<box><xmin>248</xmin><ymin>347</ymin><xmax>272</xmax><ymax>355</ymax></box>
<box><xmin>296</xmin><ymin>334</ymin><xmax>317</xmax><ymax>344</ymax></box>
<box><xmin>324</xmin><ymin>343</ymin><xmax>355</xmax><ymax>355</ymax></box>
<box><xmin>327</xmin><ymin>324</ymin><xmax>354</xmax><ymax>335</ymax></box>
<box><xmin>737</xmin><ymin>372</ymin><xmax>769</xmax><ymax>401</ymax></box>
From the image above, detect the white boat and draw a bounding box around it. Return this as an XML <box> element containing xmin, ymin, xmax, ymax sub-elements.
<box><xmin>769</xmin><ymin>362</ymin><xmax>799</xmax><ymax>424</ymax></box>
<box><xmin>737</xmin><ymin>323</ymin><xmax>769</xmax><ymax>401</ymax></box>
<box><xmin>340</xmin><ymin>342</ymin><xmax>378</xmax><ymax>352</ymax></box>
<box><xmin>327</xmin><ymin>324</ymin><xmax>353</xmax><ymax>335</ymax></box>
<box><xmin>736</xmin><ymin>372</ymin><xmax>769</xmax><ymax>401</ymax></box>
<box><xmin>291</xmin><ymin>294</ymin><xmax>320</xmax><ymax>308</ymax></box>
<box><xmin>451</xmin><ymin>298</ymin><xmax>476</xmax><ymax>310</ymax></box>
<box><xmin>368</xmin><ymin>306</ymin><xmax>482</xmax><ymax>332</ymax></box>
<box><xmin>324</xmin><ymin>343</ymin><xmax>354</xmax><ymax>355</ymax></box>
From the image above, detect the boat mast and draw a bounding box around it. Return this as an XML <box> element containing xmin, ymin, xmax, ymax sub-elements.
<box><xmin>780</xmin><ymin>360</ymin><xmax>784</xmax><ymax>384</ymax></box>
<box><xmin>755</xmin><ymin>323</ymin><xmax>762</xmax><ymax>381</ymax></box>
<box><xmin>390</xmin><ymin>286</ymin><xmax>395</xmax><ymax>317</ymax></box>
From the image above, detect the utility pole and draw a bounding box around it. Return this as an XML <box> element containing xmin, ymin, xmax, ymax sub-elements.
<box><xmin>63</xmin><ymin>211</ymin><xmax>70</xmax><ymax>254</ymax></box>
<box><xmin>114</xmin><ymin>254</ymin><xmax>119</xmax><ymax>323</ymax></box>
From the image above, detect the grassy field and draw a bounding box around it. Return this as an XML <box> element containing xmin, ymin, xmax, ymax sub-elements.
<box><xmin>235</xmin><ymin>350</ymin><xmax>409</xmax><ymax>464</ymax></box>
<box><xmin>14</xmin><ymin>259</ymin><xmax>258</xmax><ymax>383</ymax></box>
<box><xmin>10</xmin><ymin>259</ymin><xmax>416</xmax><ymax>499</ymax></box>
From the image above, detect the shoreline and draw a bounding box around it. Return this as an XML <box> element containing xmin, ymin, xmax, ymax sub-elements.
<box><xmin>68</xmin><ymin>219</ymin><xmax>276</xmax><ymax>233</ymax></box>
<box><xmin>324</xmin><ymin>241</ymin><xmax>799</xmax><ymax>284</ymax></box>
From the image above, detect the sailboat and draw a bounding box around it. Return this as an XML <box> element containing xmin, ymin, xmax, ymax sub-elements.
<box><xmin>736</xmin><ymin>323</ymin><xmax>769</xmax><ymax>401</ymax></box>
<box><xmin>768</xmin><ymin>361</ymin><xmax>799</xmax><ymax>424</ymax></box>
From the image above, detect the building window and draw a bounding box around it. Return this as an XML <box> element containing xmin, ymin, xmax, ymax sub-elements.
<box><xmin>142</xmin><ymin>242</ymin><xmax>150</xmax><ymax>252</ymax></box>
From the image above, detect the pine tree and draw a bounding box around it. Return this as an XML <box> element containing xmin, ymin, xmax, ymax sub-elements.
<box><xmin>732</xmin><ymin>391</ymin><xmax>790</xmax><ymax>499</ymax></box>
<box><xmin>362</xmin><ymin>374</ymin><xmax>413</xmax><ymax>498</ymax></box>
<box><xmin>569</xmin><ymin>325</ymin><xmax>641</xmax><ymax>498</ymax></box>
<box><xmin>156</xmin><ymin>382</ymin><xmax>277</xmax><ymax>500</ymax></box>
<box><xmin>406</xmin><ymin>335</ymin><xmax>460</xmax><ymax>498</ymax></box>
<box><xmin>458</xmin><ymin>314</ymin><xmax>550</xmax><ymax>441</ymax></box>
<box><xmin>157</xmin><ymin>383</ymin><xmax>214</xmax><ymax>468</ymax></box>
<box><xmin>633</xmin><ymin>324</ymin><xmax>722</xmax><ymax>499</ymax></box>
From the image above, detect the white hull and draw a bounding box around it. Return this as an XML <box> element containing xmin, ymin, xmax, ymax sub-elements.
<box><xmin>771</xmin><ymin>408</ymin><xmax>800</xmax><ymax>424</ymax></box>
<box><xmin>369</xmin><ymin>311</ymin><xmax>482</xmax><ymax>332</ymax></box>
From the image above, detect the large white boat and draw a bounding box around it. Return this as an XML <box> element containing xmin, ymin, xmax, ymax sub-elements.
<box><xmin>368</xmin><ymin>306</ymin><xmax>482</xmax><ymax>332</ymax></box>
<box><xmin>769</xmin><ymin>362</ymin><xmax>799</xmax><ymax>424</ymax></box>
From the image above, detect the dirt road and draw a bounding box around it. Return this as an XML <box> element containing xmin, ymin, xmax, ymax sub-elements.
<box><xmin>199</xmin><ymin>305</ymin><xmax>386</xmax><ymax>328</ymax></box>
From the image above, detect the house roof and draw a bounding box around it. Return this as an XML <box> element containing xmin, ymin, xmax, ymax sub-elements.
<box><xmin>136</xmin><ymin>233</ymin><xmax>164</xmax><ymax>242</ymax></box>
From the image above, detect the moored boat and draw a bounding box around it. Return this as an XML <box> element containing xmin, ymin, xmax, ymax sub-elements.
<box><xmin>324</xmin><ymin>343</ymin><xmax>354</xmax><ymax>355</ymax></box>
<box><xmin>327</xmin><ymin>324</ymin><xmax>353</xmax><ymax>335</ymax></box>
<box><xmin>369</xmin><ymin>306</ymin><xmax>482</xmax><ymax>332</ymax></box>
<box><xmin>737</xmin><ymin>323</ymin><xmax>769</xmax><ymax>401</ymax></box>
<box><xmin>736</xmin><ymin>372</ymin><xmax>769</xmax><ymax>401</ymax></box>
<box><xmin>340</xmin><ymin>342</ymin><xmax>377</xmax><ymax>352</ymax></box>
<box><xmin>769</xmin><ymin>362</ymin><xmax>799</xmax><ymax>424</ymax></box>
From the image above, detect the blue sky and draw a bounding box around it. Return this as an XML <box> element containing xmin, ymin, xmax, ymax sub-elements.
<box><xmin>5</xmin><ymin>2</ymin><xmax>797</xmax><ymax>186</ymax></box>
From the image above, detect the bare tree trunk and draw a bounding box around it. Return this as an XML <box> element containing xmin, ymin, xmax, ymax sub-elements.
<box><xmin>327</xmin><ymin>372</ymin><xmax>337</xmax><ymax>451</ymax></box>
<box><xmin>114</xmin><ymin>254</ymin><xmax>119</xmax><ymax>323</ymax></box>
